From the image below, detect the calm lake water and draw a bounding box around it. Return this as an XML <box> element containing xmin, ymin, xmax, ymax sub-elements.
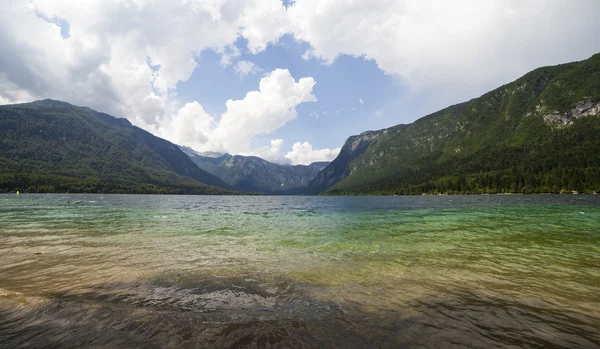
<box><xmin>0</xmin><ymin>194</ymin><xmax>599</xmax><ymax>348</ymax></box>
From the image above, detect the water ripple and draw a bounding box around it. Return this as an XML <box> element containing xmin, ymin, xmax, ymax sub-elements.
<box><xmin>0</xmin><ymin>194</ymin><xmax>599</xmax><ymax>348</ymax></box>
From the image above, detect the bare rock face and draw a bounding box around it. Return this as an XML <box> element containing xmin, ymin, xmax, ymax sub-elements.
<box><xmin>351</xmin><ymin>131</ymin><xmax>380</xmax><ymax>152</ymax></box>
<box><xmin>543</xmin><ymin>101</ymin><xmax>600</xmax><ymax>127</ymax></box>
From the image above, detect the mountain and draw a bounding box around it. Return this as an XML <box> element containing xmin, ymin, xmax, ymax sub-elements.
<box><xmin>0</xmin><ymin>100</ymin><xmax>236</xmax><ymax>194</ymax></box>
<box><xmin>181</xmin><ymin>148</ymin><xmax>329</xmax><ymax>194</ymax></box>
<box><xmin>308</xmin><ymin>53</ymin><xmax>600</xmax><ymax>195</ymax></box>
<box><xmin>180</xmin><ymin>147</ymin><xmax>224</xmax><ymax>159</ymax></box>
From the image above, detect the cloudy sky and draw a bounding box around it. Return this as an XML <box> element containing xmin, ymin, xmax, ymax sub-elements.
<box><xmin>1</xmin><ymin>0</ymin><xmax>599</xmax><ymax>164</ymax></box>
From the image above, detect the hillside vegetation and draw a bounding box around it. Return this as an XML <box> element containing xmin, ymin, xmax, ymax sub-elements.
<box><xmin>309</xmin><ymin>53</ymin><xmax>600</xmax><ymax>195</ymax></box>
<box><xmin>0</xmin><ymin>100</ymin><xmax>236</xmax><ymax>194</ymax></box>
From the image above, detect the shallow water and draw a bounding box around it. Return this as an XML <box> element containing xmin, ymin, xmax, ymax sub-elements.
<box><xmin>0</xmin><ymin>194</ymin><xmax>599</xmax><ymax>348</ymax></box>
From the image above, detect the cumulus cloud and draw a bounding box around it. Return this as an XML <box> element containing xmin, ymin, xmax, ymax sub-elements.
<box><xmin>242</xmin><ymin>139</ymin><xmax>286</xmax><ymax>163</ymax></box>
<box><xmin>164</xmin><ymin>69</ymin><xmax>316</xmax><ymax>155</ymax></box>
<box><xmin>239</xmin><ymin>0</ymin><xmax>291</xmax><ymax>53</ymax></box>
<box><xmin>169</xmin><ymin>101</ymin><xmax>215</xmax><ymax>146</ymax></box>
<box><xmin>285</xmin><ymin>142</ymin><xmax>341</xmax><ymax>165</ymax></box>
<box><xmin>211</xmin><ymin>69</ymin><xmax>316</xmax><ymax>153</ymax></box>
<box><xmin>234</xmin><ymin>60</ymin><xmax>263</xmax><ymax>78</ymax></box>
<box><xmin>267</xmin><ymin>139</ymin><xmax>284</xmax><ymax>156</ymax></box>
<box><xmin>240</xmin><ymin>138</ymin><xmax>341</xmax><ymax>165</ymax></box>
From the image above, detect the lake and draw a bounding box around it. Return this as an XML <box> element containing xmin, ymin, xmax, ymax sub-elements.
<box><xmin>0</xmin><ymin>194</ymin><xmax>599</xmax><ymax>348</ymax></box>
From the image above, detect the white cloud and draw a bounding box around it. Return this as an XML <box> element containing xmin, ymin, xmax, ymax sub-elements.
<box><xmin>234</xmin><ymin>60</ymin><xmax>263</xmax><ymax>78</ymax></box>
<box><xmin>218</xmin><ymin>45</ymin><xmax>241</xmax><ymax>67</ymax></box>
<box><xmin>301</xmin><ymin>50</ymin><xmax>313</xmax><ymax>61</ymax></box>
<box><xmin>267</xmin><ymin>138</ymin><xmax>284</xmax><ymax>155</ymax></box>
<box><xmin>285</xmin><ymin>141</ymin><xmax>341</xmax><ymax>165</ymax></box>
<box><xmin>239</xmin><ymin>0</ymin><xmax>290</xmax><ymax>54</ymax></box>
<box><xmin>239</xmin><ymin>138</ymin><xmax>342</xmax><ymax>165</ymax></box>
<box><xmin>212</xmin><ymin>68</ymin><xmax>316</xmax><ymax>153</ymax></box>
<box><xmin>281</xmin><ymin>0</ymin><xmax>600</xmax><ymax>103</ymax></box>
<box><xmin>169</xmin><ymin>101</ymin><xmax>215</xmax><ymax>146</ymax></box>
<box><xmin>242</xmin><ymin>139</ymin><xmax>286</xmax><ymax>163</ymax></box>
<box><xmin>232</xmin><ymin>0</ymin><xmax>600</xmax><ymax>106</ymax></box>
<box><xmin>164</xmin><ymin>69</ymin><xmax>317</xmax><ymax>155</ymax></box>
<box><xmin>359</xmin><ymin>97</ymin><xmax>363</xmax><ymax>104</ymax></box>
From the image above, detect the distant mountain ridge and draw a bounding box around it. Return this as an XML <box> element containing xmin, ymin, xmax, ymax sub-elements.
<box><xmin>0</xmin><ymin>100</ymin><xmax>235</xmax><ymax>194</ymax></box>
<box><xmin>308</xmin><ymin>53</ymin><xmax>600</xmax><ymax>195</ymax></box>
<box><xmin>180</xmin><ymin>147</ymin><xmax>225</xmax><ymax>158</ymax></box>
<box><xmin>181</xmin><ymin>146</ymin><xmax>329</xmax><ymax>194</ymax></box>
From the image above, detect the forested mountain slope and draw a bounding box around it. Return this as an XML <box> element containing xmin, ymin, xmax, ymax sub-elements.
<box><xmin>309</xmin><ymin>53</ymin><xmax>600</xmax><ymax>195</ymax></box>
<box><xmin>0</xmin><ymin>100</ymin><xmax>235</xmax><ymax>194</ymax></box>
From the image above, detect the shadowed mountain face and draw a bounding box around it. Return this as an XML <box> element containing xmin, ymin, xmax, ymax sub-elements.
<box><xmin>181</xmin><ymin>147</ymin><xmax>328</xmax><ymax>194</ymax></box>
<box><xmin>0</xmin><ymin>100</ymin><xmax>234</xmax><ymax>194</ymax></box>
<box><xmin>309</xmin><ymin>53</ymin><xmax>600</xmax><ymax>195</ymax></box>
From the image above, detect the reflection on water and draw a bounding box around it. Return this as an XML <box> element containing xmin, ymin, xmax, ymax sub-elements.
<box><xmin>0</xmin><ymin>194</ymin><xmax>599</xmax><ymax>348</ymax></box>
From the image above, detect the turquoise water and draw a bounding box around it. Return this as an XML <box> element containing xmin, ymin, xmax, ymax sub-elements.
<box><xmin>0</xmin><ymin>194</ymin><xmax>599</xmax><ymax>348</ymax></box>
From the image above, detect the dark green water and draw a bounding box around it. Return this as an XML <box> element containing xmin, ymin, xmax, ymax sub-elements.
<box><xmin>0</xmin><ymin>194</ymin><xmax>599</xmax><ymax>348</ymax></box>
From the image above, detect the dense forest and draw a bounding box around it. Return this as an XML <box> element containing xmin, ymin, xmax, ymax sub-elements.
<box><xmin>0</xmin><ymin>100</ymin><xmax>237</xmax><ymax>194</ymax></box>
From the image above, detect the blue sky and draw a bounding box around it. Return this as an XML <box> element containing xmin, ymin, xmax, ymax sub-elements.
<box><xmin>1</xmin><ymin>0</ymin><xmax>599</xmax><ymax>164</ymax></box>
<box><xmin>178</xmin><ymin>35</ymin><xmax>405</xmax><ymax>151</ymax></box>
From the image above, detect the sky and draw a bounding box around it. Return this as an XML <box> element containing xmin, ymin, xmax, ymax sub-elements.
<box><xmin>1</xmin><ymin>0</ymin><xmax>599</xmax><ymax>165</ymax></box>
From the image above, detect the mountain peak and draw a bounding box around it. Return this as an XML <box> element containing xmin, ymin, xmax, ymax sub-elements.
<box><xmin>16</xmin><ymin>99</ymin><xmax>77</xmax><ymax>109</ymax></box>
